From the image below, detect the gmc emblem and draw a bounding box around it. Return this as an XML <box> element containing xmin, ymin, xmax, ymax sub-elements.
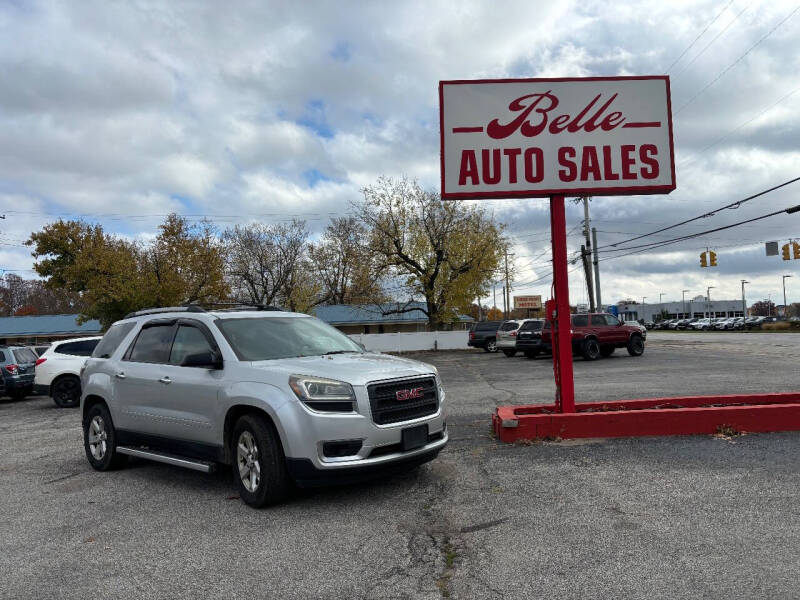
<box><xmin>395</xmin><ymin>387</ymin><xmax>424</xmax><ymax>402</ymax></box>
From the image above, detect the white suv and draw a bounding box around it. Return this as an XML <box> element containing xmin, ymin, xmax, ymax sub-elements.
<box><xmin>80</xmin><ymin>306</ymin><xmax>447</xmax><ymax>508</ymax></box>
<box><xmin>34</xmin><ymin>336</ymin><xmax>102</xmax><ymax>407</ymax></box>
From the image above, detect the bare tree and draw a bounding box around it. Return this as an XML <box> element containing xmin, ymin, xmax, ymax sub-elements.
<box><xmin>222</xmin><ymin>220</ymin><xmax>310</xmax><ymax>307</ymax></box>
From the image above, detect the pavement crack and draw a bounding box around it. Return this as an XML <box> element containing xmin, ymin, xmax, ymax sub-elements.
<box><xmin>459</xmin><ymin>517</ymin><xmax>508</xmax><ymax>535</ymax></box>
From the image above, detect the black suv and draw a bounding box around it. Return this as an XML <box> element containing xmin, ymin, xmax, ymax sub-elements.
<box><xmin>0</xmin><ymin>346</ymin><xmax>37</xmax><ymax>400</ymax></box>
<box><xmin>515</xmin><ymin>319</ymin><xmax>546</xmax><ymax>358</ymax></box>
<box><xmin>468</xmin><ymin>321</ymin><xmax>503</xmax><ymax>352</ymax></box>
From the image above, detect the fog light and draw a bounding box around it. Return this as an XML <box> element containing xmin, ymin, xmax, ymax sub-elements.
<box><xmin>322</xmin><ymin>440</ymin><xmax>363</xmax><ymax>458</ymax></box>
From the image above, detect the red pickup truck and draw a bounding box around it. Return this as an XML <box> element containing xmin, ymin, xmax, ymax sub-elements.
<box><xmin>542</xmin><ymin>312</ymin><xmax>645</xmax><ymax>360</ymax></box>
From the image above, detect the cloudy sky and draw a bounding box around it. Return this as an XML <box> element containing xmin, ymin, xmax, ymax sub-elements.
<box><xmin>1</xmin><ymin>0</ymin><xmax>799</xmax><ymax>308</ymax></box>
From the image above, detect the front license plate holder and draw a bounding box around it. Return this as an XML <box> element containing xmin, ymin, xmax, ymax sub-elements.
<box><xmin>401</xmin><ymin>424</ymin><xmax>429</xmax><ymax>451</ymax></box>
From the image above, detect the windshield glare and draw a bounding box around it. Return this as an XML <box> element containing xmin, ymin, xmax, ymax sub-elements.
<box><xmin>216</xmin><ymin>316</ymin><xmax>363</xmax><ymax>361</ymax></box>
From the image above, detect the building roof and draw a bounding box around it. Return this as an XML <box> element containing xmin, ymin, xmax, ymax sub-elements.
<box><xmin>0</xmin><ymin>314</ymin><xmax>102</xmax><ymax>337</ymax></box>
<box><xmin>312</xmin><ymin>302</ymin><xmax>474</xmax><ymax>325</ymax></box>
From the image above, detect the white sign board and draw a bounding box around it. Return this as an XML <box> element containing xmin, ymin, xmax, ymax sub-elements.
<box><xmin>439</xmin><ymin>76</ymin><xmax>676</xmax><ymax>199</ymax></box>
<box><xmin>514</xmin><ymin>295</ymin><xmax>542</xmax><ymax>309</ymax></box>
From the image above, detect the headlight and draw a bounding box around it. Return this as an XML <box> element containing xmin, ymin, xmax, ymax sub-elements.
<box><xmin>289</xmin><ymin>375</ymin><xmax>355</xmax><ymax>413</ymax></box>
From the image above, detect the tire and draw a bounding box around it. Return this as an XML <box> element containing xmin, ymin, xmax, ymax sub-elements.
<box><xmin>83</xmin><ymin>403</ymin><xmax>127</xmax><ymax>471</ymax></box>
<box><xmin>484</xmin><ymin>339</ymin><xmax>498</xmax><ymax>353</ymax></box>
<box><xmin>600</xmin><ymin>345</ymin><xmax>615</xmax><ymax>357</ymax></box>
<box><xmin>232</xmin><ymin>414</ymin><xmax>290</xmax><ymax>508</ymax></box>
<box><xmin>52</xmin><ymin>375</ymin><xmax>81</xmax><ymax>408</ymax></box>
<box><xmin>502</xmin><ymin>349</ymin><xmax>517</xmax><ymax>357</ymax></box>
<box><xmin>627</xmin><ymin>335</ymin><xmax>645</xmax><ymax>356</ymax></box>
<box><xmin>524</xmin><ymin>350</ymin><xmax>539</xmax><ymax>359</ymax></box>
<box><xmin>581</xmin><ymin>338</ymin><xmax>601</xmax><ymax>361</ymax></box>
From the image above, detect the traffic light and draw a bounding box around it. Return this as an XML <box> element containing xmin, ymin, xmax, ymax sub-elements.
<box><xmin>700</xmin><ymin>252</ymin><xmax>707</xmax><ymax>268</ymax></box>
<box><xmin>782</xmin><ymin>243</ymin><xmax>791</xmax><ymax>261</ymax></box>
<box><xmin>709</xmin><ymin>251</ymin><xmax>717</xmax><ymax>267</ymax></box>
<box><xmin>794</xmin><ymin>241</ymin><xmax>800</xmax><ymax>260</ymax></box>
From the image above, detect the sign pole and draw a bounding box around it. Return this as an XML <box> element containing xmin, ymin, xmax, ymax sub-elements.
<box><xmin>550</xmin><ymin>195</ymin><xmax>575</xmax><ymax>413</ymax></box>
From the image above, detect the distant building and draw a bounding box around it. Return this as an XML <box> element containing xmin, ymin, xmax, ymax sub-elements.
<box><xmin>312</xmin><ymin>302</ymin><xmax>474</xmax><ymax>334</ymax></box>
<box><xmin>0</xmin><ymin>314</ymin><xmax>102</xmax><ymax>345</ymax></box>
<box><xmin>616</xmin><ymin>298</ymin><xmax>745</xmax><ymax>322</ymax></box>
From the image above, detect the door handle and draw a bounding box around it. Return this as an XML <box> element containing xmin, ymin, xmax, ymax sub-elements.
<box><xmin>158</xmin><ymin>376</ymin><xmax>172</xmax><ymax>384</ymax></box>
<box><xmin>115</xmin><ymin>372</ymin><xmax>126</xmax><ymax>379</ymax></box>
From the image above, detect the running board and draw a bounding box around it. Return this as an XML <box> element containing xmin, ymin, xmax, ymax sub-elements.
<box><xmin>116</xmin><ymin>446</ymin><xmax>216</xmax><ymax>473</ymax></box>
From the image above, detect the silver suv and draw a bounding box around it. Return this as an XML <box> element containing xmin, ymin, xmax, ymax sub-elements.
<box><xmin>80</xmin><ymin>306</ymin><xmax>447</xmax><ymax>508</ymax></box>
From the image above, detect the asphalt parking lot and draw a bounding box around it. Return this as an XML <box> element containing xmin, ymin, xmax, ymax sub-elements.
<box><xmin>2</xmin><ymin>331</ymin><xmax>799</xmax><ymax>599</ymax></box>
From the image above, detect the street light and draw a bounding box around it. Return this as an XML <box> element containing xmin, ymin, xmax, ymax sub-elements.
<box><xmin>741</xmin><ymin>280</ymin><xmax>749</xmax><ymax>317</ymax></box>
<box><xmin>706</xmin><ymin>286</ymin><xmax>715</xmax><ymax>319</ymax></box>
<box><xmin>682</xmin><ymin>289</ymin><xmax>690</xmax><ymax>319</ymax></box>
<box><xmin>783</xmin><ymin>275</ymin><xmax>792</xmax><ymax>317</ymax></box>
<box><xmin>641</xmin><ymin>296</ymin><xmax>647</xmax><ymax>320</ymax></box>
<box><xmin>659</xmin><ymin>292</ymin><xmax>665</xmax><ymax>320</ymax></box>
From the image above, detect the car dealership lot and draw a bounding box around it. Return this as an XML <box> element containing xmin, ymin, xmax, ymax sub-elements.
<box><xmin>1</xmin><ymin>331</ymin><xmax>799</xmax><ymax>599</ymax></box>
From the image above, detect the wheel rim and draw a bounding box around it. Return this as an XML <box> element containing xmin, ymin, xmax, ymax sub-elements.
<box><xmin>487</xmin><ymin>340</ymin><xmax>497</xmax><ymax>351</ymax></box>
<box><xmin>237</xmin><ymin>431</ymin><xmax>261</xmax><ymax>493</ymax></box>
<box><xmin>588</xmin><ymin>342</ymin><xmax>599</xmax><ymax>358</ymax></box>
<box><xmin>633</xmin><ymin>338</ymin><xmax>643</xmax><ymax>353</ymax></box>
<box><xmin>56</xmin><ymin>379</ymin><xmax>79</xmax><ymax>404</ymax></box>
<box><xmin>88</xmin><ymin>415</ymin><xmax>108</xmax><ymax>460</ymax></box>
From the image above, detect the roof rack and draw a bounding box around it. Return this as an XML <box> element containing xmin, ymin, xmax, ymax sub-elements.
<box><xmin>123</xmin><ymin>305</ymin><xmax>207</xmax><ymax>319</ymax></box>
<box><xmin>203</xmin><ymin>302</ymin><xmax>285</xmax><ymax>312</ymax></box>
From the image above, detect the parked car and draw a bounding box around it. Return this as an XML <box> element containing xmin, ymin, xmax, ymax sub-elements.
<box><xmin>30</xmin><ymin>344</ymin><xmax>51</xmax><ymax>357</ymax></box>
<box><xmin>0</xmin><ymin>345</ymin><xmax>38</xmax><ymax>400</ymax></box>
<box><xmin>624</xmin><ymin>321</ymin><xmax>648</xmax><ymax>339</ymax></box>
<box><xmin>515</xmin><ymin>319</ymin><xmax>546</xmax><ymax>358</ymax></box>
<box><xmin>714</xmin><ymin>318</ymin><xmax>736</xmax><ymax>330</ymax></box>
<box><xmin>34</xmin><ymin>336</ymin><xmax>102</xmax><ymax>407</ymax></box>
<box><xmin>541</xmin><ymin>312</ymin><xmax>645</xmax><ymax>360</ymax></box>
<box><xmin>468</xmin><ymin>320</ymin><xmax>503</xmax><ymax>353</ymax></box>
<box><xmin>746</xmin><ymin>316</ymin><xmax>766</xmax><ymax>329</ymax></box>
<box><xmin>81</xmin><ymin>306</ymin><xmax>447</xmax><ymax>508</ymax></box>
<box><xmin>497</xmin><ymin>319</ymin><xmax>539</xmax><ymax>357</ymax></box>
<box><xmin>644</xmin><ymin>320</ymin><xmax>655</xmax><ymax>329</ymax></box>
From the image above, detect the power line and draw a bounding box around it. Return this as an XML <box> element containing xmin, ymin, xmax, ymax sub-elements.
<box><xmin>676</xmin><ymin>4</ymin><xmax>800</xmax><ymax>114</ymax></box>
<box><xmin>672</xmin><ymin>1</ymin><xmax>749</xmax><ymax>77</ymax></box>
<box><xmin>666</xmin><ymin>0</ymin><xmax>735</xmax><ymax>72</ymax></box>
<box><xmin>596</xmin><ymin>176</ymin><xmax>800</xmax><ymax>250</ymax></box>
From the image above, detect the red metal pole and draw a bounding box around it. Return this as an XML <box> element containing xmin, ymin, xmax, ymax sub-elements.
<box><xmin>550</xmin><ymin>195</ymin><xmax>575</xmax><ymax>413</ymax></box>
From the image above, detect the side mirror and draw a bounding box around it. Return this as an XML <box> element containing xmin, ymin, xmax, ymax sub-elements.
<box><xmin>181</xmin><ymin>351</ymin><xmax>223</xmax><ymax>369</ymax></box>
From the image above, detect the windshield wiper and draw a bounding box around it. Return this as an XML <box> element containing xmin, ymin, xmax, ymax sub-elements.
<box><xmin>321</xmin><ymin>350</ymin><xmax>359</xmax><ymax>356</ymax></box>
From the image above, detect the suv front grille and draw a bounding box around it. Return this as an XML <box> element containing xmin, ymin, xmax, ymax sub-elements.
<box><xmin>367</xmin><ymin>377</ymin><xmax>438</xmax><ymax>425</ymax></box>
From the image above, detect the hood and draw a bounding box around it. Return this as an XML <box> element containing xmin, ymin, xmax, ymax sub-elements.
<box><xmin>248</xmin><ymin>352</ymin><xmax>436</xmax><ymax>386</ymax></box>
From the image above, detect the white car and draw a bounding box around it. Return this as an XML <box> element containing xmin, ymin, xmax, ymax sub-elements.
<box><xmin>34</xmin><ymin>336</ymin><xmax>102</xmax><ymax>407</ymax></box>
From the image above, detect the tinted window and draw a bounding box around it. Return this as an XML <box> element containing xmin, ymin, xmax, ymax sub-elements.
<box><xmin>128</xmin><ymin>324</ymin><xmax>175</xmax><ymax>364</ymax></box>
<box><xmin>12</xmin><ymin>348</ymin><xmax>37</xmax><ymax>364</ymax></box>
<box><xmin>475</xmin><ymin>322</ymin><xmax>500</xmax><ymax>331</ymax></box>
<box><xmin>590</xmin><ymin>315</ymin><xmax>606</xmax><ymax>326</ymax></box>
<box><xmin>606</xmin><ymin>315</ymin><xmax>621</xmax><ymax>326</ymax></box>
<box><xmin>170</xmin><ymin>325</ymin><xmax>213</xmax><ymax>366</ymax></box>
<box><xmin>572</xmin><ymin>315</ymin><xmax>588</xmax><ymax>327</ymax></box>
<box><xmin>92</xmin><ymin>323</ymin><xmax>136</xmax><ymax>358</ymax></box>
<box><xmin>500</xmin><ymin>321</ymin><xmax>519</xmax><ymax>331</ymax></box>
<box><xmin>56</xmin><ymin>339</ymin><xmax>100</xmax><ymax>357</ymax></box>
<box><xmin>519</xmin><ymin>320</ymin><xmax>543</xmax><ymax>331</ymax></box>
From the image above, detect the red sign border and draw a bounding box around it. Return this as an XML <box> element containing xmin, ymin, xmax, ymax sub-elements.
<box><xmin>438</xmin><ymin>75</ymin><xmax>676</xmax><ymax>200</ymax></box>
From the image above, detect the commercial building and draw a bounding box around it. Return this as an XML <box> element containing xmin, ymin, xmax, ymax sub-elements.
<box><xmin>313</xmin><ymin>302</ymin><xmax>473</xmax><ymax>334</ymax></box>
<box><xmin>615</xmin><ymin>297</ymin><xmax>745</xmax><ymax>322</ymax></box>
<box><xmin>0</xmin><ymin>314</ymin><xmax>102</xmax><ymax>346</ymax></box>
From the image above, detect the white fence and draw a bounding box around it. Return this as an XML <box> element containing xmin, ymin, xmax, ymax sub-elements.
<box><xmin>348</xmin><ymin>331</ymin><xmax>470</xmax><ymax>353</ymax></box>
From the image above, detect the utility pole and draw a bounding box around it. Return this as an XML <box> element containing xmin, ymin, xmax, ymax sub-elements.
<box><xmin>707</xmin><ymin>286</ymin><xmax>715</xmax><ymax>319</ymax></box>
<box><xmin>783</xmin><ymin>275</ymin><xmax>792</xmax><ymax>317</ymax></box>
<box><xmin>493</xmin><ymin>283</ymin><xmax>497</xmax><ymax>313</ymax></box>
<box><xmin>682</xmin><ymin>289</ymin><xmax>689</xmax><ymax>319</ymax></box>
<box><xmin>591</xmin><ymin>227</ymin><xmax>602</xmax><ymax>309</ymax></box>
<box><xmin>741</xmin><ymin>280</ymin><xmax>748</xmax><ymax>317</ymax></box>
<box><xmin>580</xmin><ymin>197</ymin><xmax>596</xmax><ymax>312</ymax></box>
<box><xmin>659</xmin><ymin>292</ymin><xmax>665</xmax><ymax>320</ymax></box>
<box><xmin>642</xmin><ymin>296</ymin><xmax>647</xmax><ymax>321</ymax></box>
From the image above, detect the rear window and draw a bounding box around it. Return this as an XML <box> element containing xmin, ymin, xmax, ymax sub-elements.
<box><xmin>55</xmin><ymin>339</ymin><xmax>100</xmax><ymax>357</ymax></box>
<box><xmin>519</xmin><ymin>321</ymin><xmax>543</xmax><ymax>331</ymax></box>
<box><xmin>92</xmin><ymin>323</ymin><xmax>136</xmax><ymax>359</ymax></box>
<box><xmin>12</xmin><ymin>348</ymin><xmax>37</xmax><ymax>364</ymax></box>
<box><xmin>500</xmin><ymin>321</ymin><xmax>519</xmax><ymax>331</ymax></box>
<box><xmin>475</xmin><ymin>321</ymin><xmax>500</xmax><ymax>331</ymax></box>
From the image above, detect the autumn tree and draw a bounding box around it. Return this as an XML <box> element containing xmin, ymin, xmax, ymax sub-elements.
<box><xmin>750</xmin><ymin>299</ymin><xmax>776</xmax><ymax>317</ymax></box>
<box><xmin>353</xmin><ymin>177</ymin><xmax>506</xmax><ymax>330</ymax></box>
<box><xmin>222</xmin><ymin>219</ymin><xmax>314</xmax><ymax>308</ymax></box>
<box><xmin>309</xmin><ymin>216</ymin><xmax>386</xmax><ymax>305</ymax></box>
<box><xmin>0</xmin><ymin>274</ymin><xmax>85</xmax><ymax>316</ymax></box>
<box><xmin>486</xmin><ymin>307</ymin><xmax>503</xmax><ymax>320</ymax></box>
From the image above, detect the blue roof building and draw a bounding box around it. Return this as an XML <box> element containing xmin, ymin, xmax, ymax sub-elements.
<box><xmin>312</xmin><ymin>302</ymin><xmax>473</xmax><ymax>334</ymax></box>
<box><xmin>0</xmin><ymin>314</ymin><xmax>102</xmax><ymax>345</ymax></box>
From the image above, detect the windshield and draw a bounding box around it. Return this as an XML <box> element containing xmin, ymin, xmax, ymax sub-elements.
<box><xmin>216</xmin><ymin>316</ymin><xmax>363</xmax><ymax>361</ymax></box>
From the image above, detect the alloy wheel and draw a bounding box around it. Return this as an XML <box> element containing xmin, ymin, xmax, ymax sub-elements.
<box><xmin>88</xmin><ymin>415</ymin><xmax>108</xmax><ymax>460</ymax></box>
<box><xmin>237</xmin><ymin>430</ymin><xmax>262</xmax><ymax>493</ymax></box>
